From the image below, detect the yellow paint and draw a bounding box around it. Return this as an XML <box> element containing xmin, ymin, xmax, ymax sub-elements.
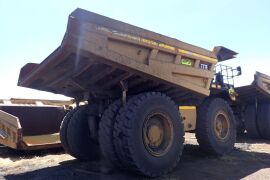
<box><xmin>179</xmin><ymin>106</ymin><xmax>196</xmax><ymax>110</ymax></box>
<box><xmin>211</xmin><ymin>84</ymin><xmax>222</xmax><ymax>89</ymax></box>
<box><xmin>193</xmin><ymin>53</ymin><xmax>217</xmax><ymax>62</ymax></box>
<box><xmin>23</xmin><ymin>133</ymin><xmax>60</xmax><ymax>146</ymax></box>
<box><xmin>180</xmin><ymin>106</ymin><xmax>197</xmax><ymax>131</ymax></box>
<box><xmin>158</xmin><ymin>43</ymin><xmax>176</xmax><ymax>51</ymax></box>
<box><xmin>178</xmin><ymin>49</ymin><xmax>217</xmax><ymax>62</ymax></box>
<box><xmin>141</xmin><ymin>38</ymin><xmax>158</xmax><ymax>46</ymax></box>
<box><xmin>97</xmin><ymin>26</ymin><xmax>218</xmax><ymax>64</ymax></box>
<box><xmin>178</xmin><ymin>49</ymin><xmax>190</xmax><ymax>54</ymax></box>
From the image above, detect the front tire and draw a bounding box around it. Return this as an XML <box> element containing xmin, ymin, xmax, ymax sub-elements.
<box><xmin>196</xmin><ymin>98</ymin><xmax>236</xmax><ymax>155</ymax></box>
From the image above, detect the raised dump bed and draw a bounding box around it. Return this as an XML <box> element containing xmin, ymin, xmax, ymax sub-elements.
<box><xmin>235</xmin><ymin>72</ymin><xmax>270</xmax><ymax>139</ymax></box>
<box><xmin>17</xmin><ymin>8</ymin><xmax>228</xmax><ymax>105</ymax></box>
<box><xmin>236</xmin><ymin>72</ymin><xmax>270</xmax><ymax>103</ymax></box>
<box><xmin>0</xmin><ymin>99</ymin><xmax>72</xmax><ymax>150</ymax></box>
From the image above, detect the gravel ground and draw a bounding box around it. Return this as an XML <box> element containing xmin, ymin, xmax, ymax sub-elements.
<box><xmin>1</xmin><ymin>133</ymin><xmax>270</xmax><ymax>180</ymax></box>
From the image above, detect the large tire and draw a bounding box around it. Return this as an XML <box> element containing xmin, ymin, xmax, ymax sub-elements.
<box><xmin>113</xmin><ymin>94</ymin><xmax>144</xmax><ymax>169</ymax></box>
<box><xmin>60</xmin><ymin>107</ymin><xmax>79</xmax><ymax>155</ymax></box>
<box><xmin>67</xmin><ymin>105</ymin><xmax>100</xmax><ymax>160</ymax></box>
<box><xmin>244</xmin><ymin>105</ymin><xmax>261</xmax><ymax>138</ymax></box>
<box><xmin>257</xmin><ymin>103</ymin><xmax>270</xmax><ymax>139</ymax></box>
<box><xmin>98</xmin><ymin>99</ymin><xmax>122</xmax><ymax>165</ymax></box>
<box><xmin>113</xmin><ymin>92</ymin><xmax>184</xmax><ymax>177</ymax></box>
<box><xmin>196</xmin><ymin>98</ymin><xmax>236</xmax><ymax>155</ymax></box>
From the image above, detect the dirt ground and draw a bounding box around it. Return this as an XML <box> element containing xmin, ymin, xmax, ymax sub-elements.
<box><xmin>1</xmin><ymin>133</ymin><xmax>270</xmax><ymax>180</ymax></box>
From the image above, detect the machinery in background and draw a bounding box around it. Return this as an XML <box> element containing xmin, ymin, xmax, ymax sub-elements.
<box><xmin>0</xmin><ymin>98</ymin><xmax>73</xmax><ymax>150</ymax></box>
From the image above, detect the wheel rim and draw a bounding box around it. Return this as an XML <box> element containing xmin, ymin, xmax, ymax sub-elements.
<box><xmin>143</xmin><ymin>112</ymin><xmax>173</xmax><ymax>157</ymax></box>
<box><xmin>213</xmin><ymin>111</ymin><xmax>230</xmax><ymax>140</ymax></box>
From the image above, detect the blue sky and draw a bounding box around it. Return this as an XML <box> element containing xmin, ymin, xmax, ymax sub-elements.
<box><xmin>0</xmin><ymin>0</ymin><xmax>269</xmax><ymax>99</ymax></box>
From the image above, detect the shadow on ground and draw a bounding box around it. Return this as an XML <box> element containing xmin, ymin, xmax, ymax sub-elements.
<box><xmin>0</xmin><ymin>146</ymin><xmax>64</xmax><ymax>161</ymax></box>
<box><xmin>4</xmin><ymin>141</ymin><xmax>270</xmax><ymax>180</ymax></box>
<box><xmin>237</xmin><ymin>134</ymin><xmax>270</xmax><ymax>144</ymax></box>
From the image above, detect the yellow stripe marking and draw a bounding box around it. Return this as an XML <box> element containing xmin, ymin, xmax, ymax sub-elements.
<box><xmin>97</xmin><ymin>26</ymin><xmax>218</xmax><ymax>63</ymax></box>
<box><xmin>179</xmin><ymin>106</ymin><xmax>196</xmax><ymax>110</ymax></box>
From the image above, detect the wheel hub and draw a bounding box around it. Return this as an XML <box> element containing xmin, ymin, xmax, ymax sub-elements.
<box><xmin>214</xmin><ymin>111</ymin><xmax>230</xmax><ymax>140</ymax></box>
<box><xmin>143</xmin><ymin>112</ymin><xmax>173</xmax><ymax>157</ymax></box>
<box><xmin>147</xmin><ymin>124</ymin><xmax>163</xmax><ymax>146</ymax></box>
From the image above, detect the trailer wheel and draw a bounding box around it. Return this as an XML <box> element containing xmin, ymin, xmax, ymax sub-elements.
<box><xmin>60</xmin><ymin>107</ymin><xmax>79</xmax><ymax>155</ymax></box>
<box><xmin>67</xmin><ymin>105</ymin><xmax>100</xmax><ymax>160</ymax></box>
<box><xmin>244</xmin><ymin>105</ymin><xmax>261</xmax><ymax>138</ymax></box>
<box><xmin>257</xmin><ymin>104</ymin><xmax>270</xmax><ymax>139</ymax></box>
<box><xmin>196</xmin><ymin>98</ymin><xmax>236</xmax><ymax>155</ymax></box>
<box><xmin>99</xmin><ymin>99</ymin><xmax>122</xmax><ymax>165</ymax></box>
<box><xmin>113</xmin><ymin>92</ymin><xmax>184</xmax><ymax>177</ymax></box>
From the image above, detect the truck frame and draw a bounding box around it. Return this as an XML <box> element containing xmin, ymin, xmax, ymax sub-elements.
<box><xmin>17</xmin><ymin>8</ymin><xmax>270</xmax><ymax>177</ymax></box>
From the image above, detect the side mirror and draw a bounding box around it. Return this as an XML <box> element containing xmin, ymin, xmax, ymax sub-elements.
<box><xmin>236</xmin><ymin>66</ymin><xmax>242</xmax><ymax>76</ymax></box>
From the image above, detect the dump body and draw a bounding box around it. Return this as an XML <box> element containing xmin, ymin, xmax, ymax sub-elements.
<box><xmin>0</xmin><ymin>99</ymin><xmax>72</xmax><ymax>150</ymax></box>
<box><xmin>18</xmin><ymin>8</ymin><xmax>220</xmax><ymax>105</ymax></box>
<box><xmin>236</xmin><ymin>72</ymin><xmax>270</xmax><ymax>104</ymax></box>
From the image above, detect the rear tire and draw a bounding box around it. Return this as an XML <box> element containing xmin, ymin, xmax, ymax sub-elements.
<box><xmin>99</xmin><ymin>99</ymin><xmax>122</xmax><ymax>165</ymax></box>
<box><xmin>67</xmin><ymin>105</ymin><xmax>100</xmax><ymax>160</ymax></box>
<box><xmin>244</xmin><ymin>105</ymin><xmax>261</xmax><ymax>138</ymax></box>
<box><xmin>257</xmin><ymin>103</ymin><xmax>270</xmax><ymax>139</ymax></box>
<box><xmin>60</xmin><ymin>107</ymin><xmax>79</xmax><ymax>155</ymax></box>
<box><xmin>113</xmin><ymin>92</ymin><xmax>184</xmax><ymax>177</ymax></box>
<box><xmin>196</xmin><ymin>98</ymin><xmax>236</xmax><ymax>155</ymax></box>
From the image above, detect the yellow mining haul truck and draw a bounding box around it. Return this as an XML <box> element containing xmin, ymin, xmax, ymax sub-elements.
<box><xmin>17</xmin><ymin>8</ymin><xmax>270</xmax><ymax>177</ymax></box>
<box><xmin>0</xmin><ymin>98</ymin><xmax>72</xmax><ymax>150</ymax></box>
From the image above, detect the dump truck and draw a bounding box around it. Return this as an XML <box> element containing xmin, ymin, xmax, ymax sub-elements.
<box><xmin>0</xmin><ymin>98</ymin><xmax>72</xmax><ymax>150</ymax></box>
<box><xmin>17</xmin><ymin>8</ymin><xmax>270</xmax><ymax>177</ymax></box>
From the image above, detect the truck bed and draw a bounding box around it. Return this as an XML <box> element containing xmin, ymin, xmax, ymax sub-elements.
<box><xmin>0</xmin><ymin>99</ymin><xmax>71</xmax><ymax>150</ymax></box>
<box><xmin>236</xmin><ymin>72</ymin><xmax>270</xmax><ymax>103</ymax></box>
<box><xmin>18</xmin><ymin>8</ymin><xmax>219</xmax><ymax>105</ymax></box>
